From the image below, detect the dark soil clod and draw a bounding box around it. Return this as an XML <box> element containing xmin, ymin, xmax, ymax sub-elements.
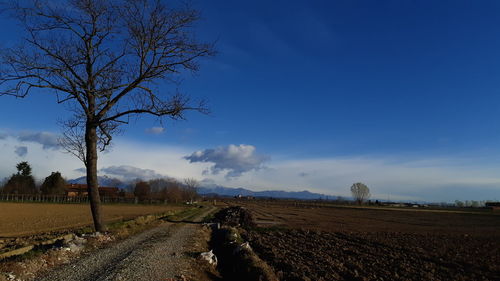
<box><xmin>213</xmin><ymin>207</ymin><xmax>256</xmax><ymax>229</ymax></box>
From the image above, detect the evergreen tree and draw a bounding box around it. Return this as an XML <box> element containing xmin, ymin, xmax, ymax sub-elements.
<box><xmin>16</xmin><ymin>162</ymin><xmax>32</xmax><ymax>177</ymax></box>
<box><xmin>40</xmin><ymin>172</ymin><xmax>67</xmax><ymax>195</ymax></box>
<box><xmin>3</xmin><ymin>162</ymin><xmax>36</xmax><ymax>194</ymax></box>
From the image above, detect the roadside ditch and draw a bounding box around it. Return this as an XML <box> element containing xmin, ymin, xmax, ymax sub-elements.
<box><xmin>205</xmin><ymin>206</ymin><xmax>279</xmax><ymax>281</ymax></box>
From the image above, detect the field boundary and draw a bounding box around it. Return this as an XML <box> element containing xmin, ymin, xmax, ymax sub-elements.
<box><xmin>237</xmin><ymin>200</ymin><xmax>498</xmax><ymax>216</ymax></box>
<box><xmin>0</xmin><ymin>210</ymin><xmax>180</xmax><ymax>260</ymax></box>
<box><xmin>0</xmin><ymin>194</ymin><xmax>136</xmax><ymax>204</ymax></box>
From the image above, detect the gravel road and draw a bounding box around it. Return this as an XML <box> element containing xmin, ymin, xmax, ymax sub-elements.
<box><xmin>37</xmin><ymin>207</ymin><xmax>216</xmax><ymax>281</ymax></box>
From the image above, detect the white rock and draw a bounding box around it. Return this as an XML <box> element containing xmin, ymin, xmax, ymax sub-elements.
<box><xmin>199</xmin><ymin>250</ymin><xmax>217</xmax><ymax>266</ymax></box>
<box><xmin>73</xmin><ymin>236</ymin><xmax>87</xmax><ymax>246</ymax></box>
<box><xmin>233</xmin><ymin>242</ymin><xmax>252</xmax><ymax>254</ymax></box>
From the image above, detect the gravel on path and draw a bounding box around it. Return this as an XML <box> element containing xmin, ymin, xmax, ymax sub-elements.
<box><xmin>37</xmin><ymin>207</ymin><xmax>217</xmax><ymax>281</ymax></box>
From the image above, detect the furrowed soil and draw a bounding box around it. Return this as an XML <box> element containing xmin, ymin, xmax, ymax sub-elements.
<box><xmin>236</xmin><ymin>201</ymin><xmax>500</xmax><ymax>281</ymax></box>
<box><xmin>0</xmin><ymin>202</ymin><xmax>185</xmax><ymax>237</ymax></box>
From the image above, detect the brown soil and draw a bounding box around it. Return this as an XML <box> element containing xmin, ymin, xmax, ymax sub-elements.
<box><xmin>235</xmin><ymin>201</ymin><xmax>500</xmax><ymax>281</ymax></box>
<box><xmin>238</xmin><ymin>202</ymin><xmax>500</xmax><ymax>235</ymax></box>
<box><xmin>0</xmin><ymin>202</ymin><xmax>184</xmax><ymax>237</ymax></box>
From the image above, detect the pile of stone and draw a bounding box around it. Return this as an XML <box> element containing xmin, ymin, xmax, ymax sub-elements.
<box><xmin>213</xmin><ymin>207</ymin><xmax>255</xmax><ymax>229</ymax></box>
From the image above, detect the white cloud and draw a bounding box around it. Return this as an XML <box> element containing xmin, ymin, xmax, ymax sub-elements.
<box><xmin>18</xmin><ymin>131</ymin><xmax>60</xmax><ymax>149</ymax></box>
<box><xmin>0</xmin><ymin>135</ymin><xmax>203</xmax><ymax>182</ymax></box>
<box><xmin>74</xmin><ymin>168</ymin><xmax>87</xmax><ymax>174</ymax></box>
<box><xmin>97</xmin><ymin>140</ymin><xmax>207</xmax><ymax>181</ymax></box>
<box><xmin>238</xmin><ymin>156</ymin><xmax>500</xmax><ymax>201</ymax></box>
<box><xmin>99</xmin><ymin>165</ymin><xmax>165</xmax><ymax>181</ymax></box>
<box><xmin>14</xmin><ymin>146</ymin><xmax>28</xmax><ymax>157</ymax></box>
<box><xmin>145</xmin><ymin>127</ymin><xmax>165</xmax><ymax>134</ymax></box>
<box><xmin>0</xmin><ymin>134</ymin><xmax>82</xmax><ymax>180</ymax></box>
<box><xmin>184</xmin><ymin>144</ymin><xmax>269</xmax><ymax>178</ymax></box>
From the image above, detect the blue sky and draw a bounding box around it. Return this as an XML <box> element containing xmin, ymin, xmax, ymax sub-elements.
<box><xmin>1</xmin><ymin>0</ymin><xmax>500</xmax><ymax>202</ymax></box>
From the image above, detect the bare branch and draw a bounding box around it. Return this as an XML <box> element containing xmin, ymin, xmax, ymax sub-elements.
<box><xmin>1</xmin><ymin>0</ymin><xmax>213</xmax><ymax>234</ymax></box>
<box><xmin>58</xmin><ymin>119</ymin><xmax>87</xmax><ymax>165</ymax></box>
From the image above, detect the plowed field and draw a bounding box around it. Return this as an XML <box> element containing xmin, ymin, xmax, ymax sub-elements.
<box><xmin>237</xmin><ymin>202</ymin><xmax>500</xmax><ymax>281</ymax></box>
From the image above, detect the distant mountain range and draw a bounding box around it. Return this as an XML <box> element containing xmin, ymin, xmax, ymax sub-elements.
<box><xmin>197</xmin><ymin>185</ymin><xmax>329</xmax><ymax>200</ymax></box>
<box><xmin>68</xmin><ymin>176</ymin><xmax>329</xmax><ymax>200</ymax></box>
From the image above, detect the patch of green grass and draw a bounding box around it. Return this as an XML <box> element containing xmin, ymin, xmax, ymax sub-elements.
<box><xmin>75</xmin><ymin>226</ymin><xmax>94</xmax><ymax>236</ymax></box>
<box><xmin>164</xmin><ymin>207</ymin><xmax>202</xmax><ymax>222</ymax></box>
<box><xmin>252</xmin><ymin>225</ymin><xmax>289</xmax><ymax>233</ymax></box>
<box><xmin>1</xmin><ymin>246</ymin><xmax>45</xmax><ymax>263</ymax></box>
<box><xmin>202</xmin><ymin>212</ymin><xmax>215</xmax><ymax>223</ymax></box>
<box><xmin>106</xmin><ymin>220</ymin><xmax>129</xmax><ymax>231</ymax></box>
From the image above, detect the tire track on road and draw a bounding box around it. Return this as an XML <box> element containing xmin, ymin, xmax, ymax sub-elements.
<box><xmin>38</xmin><ymin>206</ymin><xmax>218</xmax><ymax>281</ymax></box>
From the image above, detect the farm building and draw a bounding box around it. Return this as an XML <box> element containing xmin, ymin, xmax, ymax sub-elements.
<box><xmin>119</xmin><ymin>191</ymin><xmax>136</xmax><ymax>199</ymax></box>
<box><xmin>485</xmin><ymin>202</ymin><xmax>500</xmax><ymax>210</ymax></box>
<box><xmin>65</xmin><ymin>184</ymin><xmax>120</xmax><ymax>198</ymax></box>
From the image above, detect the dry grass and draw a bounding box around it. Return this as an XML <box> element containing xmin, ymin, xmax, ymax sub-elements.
<box><xmin>0</xmin><ymin>202</ymin><xmax>184</xmax><ymax>237</ymax></box>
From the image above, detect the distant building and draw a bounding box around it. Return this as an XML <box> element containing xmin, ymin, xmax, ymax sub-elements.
<box><xmin>118</xmin><ymin>190</ymin><xmax>135</xmax><ymax>199</ymax></box>
<box><xmin>65</xmin><ymin>184</ymin><xmax>88</xmax><ymax>197</ymax></box>
<box><xmin>383</xmin><ymin>202</ymin><xmax>405</xmax><ymax>207</ymax></box>
<box><xmin>485</xmin><ymin>202</ymin><xmax>500</xmax><ymax>210</ymax></box>
<box><xmin>234</xmin><ymin>194</ymin><xmax>254</xmax><ymax>200</ymax></box>
<box><xmin>65</xmin><ymin>184</ymin><xmax>120</xmax><ymax>198</ymax></box>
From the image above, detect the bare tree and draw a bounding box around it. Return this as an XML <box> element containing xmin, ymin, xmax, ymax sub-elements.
<box><xmin>165</xmin><ymin>179</ymin><xmax>183</xmax><ymax>203</ymax></box>
<box><xmin>350</xmin><ymin>182</ymin><xmax>370</xmax><ymax>205</ymax></box>
<box><xmin>183</xmin><ymin>177</ymin><xmax>198</xmax><ymax>203</ymax></box>
<box><xmin>184</xmin><ymin>178</ymin><xmax>199</xmax><ymax>189</ymax></box>
<box><xmin>134</xmin><ymin>181</ymin><xmax>151</xmax><ymax>202</ymax></box>
<box><xmin>0</xmin><ymin>0</ymin><xmax>213</xmax><ymax>231</ymax></box>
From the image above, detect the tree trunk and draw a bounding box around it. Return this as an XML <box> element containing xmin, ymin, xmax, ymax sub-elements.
<box><xmin>85</xmin><ymin>123</ymin><xmax>105</xmax><ymax>232</ymax></box>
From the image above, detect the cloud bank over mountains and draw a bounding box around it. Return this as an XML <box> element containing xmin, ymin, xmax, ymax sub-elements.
<box><xmin>75</xmin><ymin>165</ymin><xmax>167</xmax><ymax>182</ymax></box>
<box><xmin>99</xmin><ymin>165</ymin><xmax>166</xmax><ymax>181</ymax></box>
<box><xmin>184</xmin><ymin>144</ymin><xmax>269</xmax><ymax>178</ymax></box>
<box><xmin>2</xmin><ymin>129</ymin><xmax>500</xmax><ymax>202</ymax></box>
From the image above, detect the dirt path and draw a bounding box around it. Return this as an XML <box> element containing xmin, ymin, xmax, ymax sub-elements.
<box><xmin>37</xmin><ymin>206</ymin><xmax>217</xmax><ymax>281</ymax></box>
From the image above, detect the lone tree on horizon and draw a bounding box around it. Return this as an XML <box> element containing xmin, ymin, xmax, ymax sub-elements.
<box><xmin>350</xmin><ymin>182</ymin><xmax>370</xmax><ymax>205</ymax></box>
<box><xmin>0</xmin><ymin>0</ymin><xmax>214</xmax><ymax>232</ymax></box>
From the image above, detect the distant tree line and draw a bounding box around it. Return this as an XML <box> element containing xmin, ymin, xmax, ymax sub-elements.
<box><xmin>134</xmin><ymin>178</ymin><xmax>199</xmax><ymax>203</ymax></box>
<box><xmin>454</xmin><ymin>200</ymin><xmax>489</xmax><ymax>208</ymax></box>
<box><xmin>1</xmin><ymin>162</ymin><xmax>200</xmax><ymax>204</ymax></box>
<box><xmin>1</xmin><ymin>162</ymin><xmax>66</xmax><ymax>195</ymax></box>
